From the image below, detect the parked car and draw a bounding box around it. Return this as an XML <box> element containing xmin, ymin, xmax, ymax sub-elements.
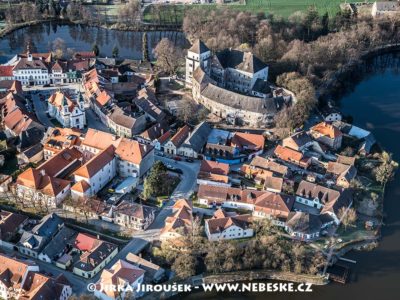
<box><xmin>185</xmin><ymin>158</ymin><xmax>194</xmax><ymax>163</ymax></box>
<box><xmin>173</xmin><ymin>156</ymin><xmax>181</xmax><ymax>161</ymax></box>
<box><xmin>174</xmin><ymin>168</ymin><xmax>183</xmax><ymax>174</ymax></box>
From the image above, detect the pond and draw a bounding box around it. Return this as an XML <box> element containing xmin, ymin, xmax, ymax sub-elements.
<box><xmin>0</xmin><ymin>22</ymin><xmax>187</xmax><ymax>63</ymax></box>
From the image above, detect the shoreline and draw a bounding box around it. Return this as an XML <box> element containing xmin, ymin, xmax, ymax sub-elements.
<box><xmin>0</xmin><ymin>18</ymin><xmax>182</xmax><ymax>39</ymax></box>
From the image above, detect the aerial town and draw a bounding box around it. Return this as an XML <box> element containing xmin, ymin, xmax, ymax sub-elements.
<box><xmin>0</xmin><ymin>0</ymin><xmax>399</xmax><ymax>300</ymax></box>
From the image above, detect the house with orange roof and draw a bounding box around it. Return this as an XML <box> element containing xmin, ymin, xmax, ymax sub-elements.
<box><xmin>42</xmin><ymin>127</ymin><xmax>82</xmax><ymax>160</ymax></box>
<box><xmin>231</xmin><ymin>132</ymin><xmax>265</xmax><ymax>153</ymax></box>
<box><xmin>72</xmin><ymin>233</ymin><xmax>118</xmax><ymax>278</ymax></box>
<box><xmin>163</xmin><ymin>125</ymin><xmax>190</xmax><ymax>156</ymax></box>
<box><xmin>160</xmin><ymin>199</ymin><xmax>193</xmax><ymax>241</ymax></box>
<box><xmin>205</xmin><ymin>209</ymin><xmax>253</xmax><ymax>241</ymax></box>
<box><xmin>0</xmin><ymin>253</ymin><xmax>39</xmax><ymax>299</ymax></box>
<box><xmin>94</xmin><ymin>260</ymin><xmax>145</xmax><ymax>300</ymax></box>
<box><xmin>310</xmin><ymin>122</ymin><xmax>343</xmax><ymax>150</ymax></box>
<box><xmin>73</xmin><ymin>145</ymin><xmax>117</xmax><ymax>196</ymax></box>
<box><xmin>197</xmin><ymin>160</ymin><xmax>231</xmax><ymax>187</ymax></box>
<box><xmin>47</xmin><ymin>91</ymin><xmax>86</xmax><ymax>129</ymax></box>
<box><xmin>81</xmin><ymin>128</ymin><xmax>121</xmax><ymax>156</ymax></box>
<box><xmin>16</xmin><ymin>147</ymin><xmax>83</xmax><ymax>207</ymax></box>
<box><xmin>115</xmin><ymin>138</ymin><xmax>154</xmax><ymax>178</ymax></box>
<box><xmin>0</xmin><ymin>66</ymin><xmax>14</xmax><ymax>81</ymax></box>
<box><xmin>274</xmin><ymin>145</ymin><xmax>311</xmax><ymax>169</ymax></box>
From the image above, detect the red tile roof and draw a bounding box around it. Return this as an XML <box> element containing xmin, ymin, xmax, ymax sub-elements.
<box><xmin>74</xmin><ymin>145</ymin><xmax>115</xmax><ymax>179</ymax></box>
<box><xmin>231</xmin><ymin>132</ymin><xmax>265</xmax><ymax>150</ymax></box>
<box><xmin>0</xmin><ymin>66</ymin><xmax>13</xmax><ymax>77</ymax></box>
<box><xmin>200</xmin><ymin>160</ymin><xmax>229</xmax><ymax>175</ymax></box>
<box><xmin>115</xmin><ymin>138</ymin><xmax>152</xmax><ymax>165</ymax></box>
<box><xmin>170</xmin><ymin>125</ymin><xmax>190</xmax><ymax>147</ymax></box>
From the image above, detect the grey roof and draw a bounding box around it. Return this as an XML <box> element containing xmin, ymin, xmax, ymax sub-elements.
<box><xmin>20</xmin><ymin>143</ymin><xmax>42</xmax><ymax>159</ymax></box>
<box><xmin>181</xmin><ymin>121</ymin><xmax>212</xmax><ymax>153</ymax></box>
<box><xmin>296</xmin><ymin>180</ymin><xmax>340</xmax><ymax>204</ymax></box>
<box><xmin>32</xmin><ymin>213</ymin><xmax>63</xmax><ymax>237</ymax></box>
<box><xmin>40</xmin><ymin>227</ymin><xmax>77</xmax><ymax>261</ymax></box>
<box><xmin>18</xmin><ymin>125</ymin><xmax>45</xmax><ymax>151</ymax></box>
<box><xmin>289</xmin><ymin>132</ymin><xmax>313</xmax><ymax>148</ymax></box>
<box><xmin>252</xmin><ymin>79</ymin><xmax>271</xmax><ymax>95</ymax></box>
<box><xmin>215</xmin><ymin>49</ymin><xmax>267</xmax><ymax>74</ymax></box>
<box><xmin>321</xmin><ymin>189</ymin><xmax>353</xmax><ymax>216</ymax></box>
<box><xmin>188</xmin><ymin>39</ymin><xmax>210</xmax><ymax>54</ymax></box>
<box><xmin>135</xmin><ymin>98</ymin><xmax>165</xmax><ymax>121</ymax></box>
<box><xmin>286</xmin><ymin>212</ymin><xmax>322</xmax><ymax>234</ymax></box>
<box><xmin>19</xmin><ymin>231</ymin><xmax>47</xmax><ymax>252</ymax></box>
<box><xmin>201</xmin><ymin>83</ymin><xmax>279</xmax><ymax>114</ymax></box>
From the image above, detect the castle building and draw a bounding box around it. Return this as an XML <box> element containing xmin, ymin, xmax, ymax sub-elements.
<box><xmin>186</xmin><ymin>40</ymin><xmax>288</xmax><ymax>128</ymax></box>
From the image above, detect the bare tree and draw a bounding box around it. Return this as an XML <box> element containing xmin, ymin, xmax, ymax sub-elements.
<box><xmin>153</xmin><ymin>38</ymin><xmax>183</xmax><ymax>75</ymax></box>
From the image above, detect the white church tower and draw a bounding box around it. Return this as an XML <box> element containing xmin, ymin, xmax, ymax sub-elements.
<box><xmin>185</xmin><ymin>39</ymin><xmax>211</xmax><ymax>87</ymax></box>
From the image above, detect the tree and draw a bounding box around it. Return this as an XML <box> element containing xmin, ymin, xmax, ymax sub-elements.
<box><xmin>142</xmin><ymin>32</ymin><xmax>149</xmax><ymax>62</ymax></box>
<box><xmin>338</xmin><ymin>207</ymin><xmax>357</xmax><ymax>231</ymax></box>
<box><xmin>153</xmin><ymin>38</ymin><xmax>183</xmax><ymax>75</ymax></box>
<box><xmin>92</xmin><ymin>44</ymin><xmax>100</xmax><ymax>57</ymax></box>
<box><xmin>52</xmin><ymin>37</ymin><xmax>67</xmax><ymax>59</ymax></box>
<box><xmin>171</xmin><ymin>252</ymin><xmax>197</xmax><ymax>279</ymax></box>
<box><xmin>117</xmin><ymin>0</ymin><xmax>140</xmax><ymax>25</ymax></box>
<box><xmin>142</xmin><ymin>161</ymin><xmax>168</xmax><ymax>199</ymax></box>
<box><xmin>112</xmin><ymin>45</ymin><xmax>119</xmax><ymax>58</ymax></box>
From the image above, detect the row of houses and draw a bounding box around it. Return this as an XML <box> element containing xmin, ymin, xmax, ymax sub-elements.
<box><xmin>15</xmin><ymin>127</ymin><xmax>154</xmax><ymax>208</ymax></box>
<box><xmin>161</xmin><ymin>123</ymin><xmax>265</xmax><ymax>163</ymax></box>
<box><xmin>82</xmin><ymin>66</ymin><xmax>165</xmax><ymax>139</ymax></box>
<box><xmin>16</xmin><ymin>213</ymin><xmax>119</xmax><ymax>279</ymax></box>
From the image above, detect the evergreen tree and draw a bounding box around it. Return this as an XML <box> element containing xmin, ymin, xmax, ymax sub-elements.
<box><xmin>142</xmin><ymin>32</ymin><xmax>149</xmax><ymax>62</ymax></box>
<box><xmin>92</xmin><ymin>44</ymin><xmax>99</xmax><ymax>56</ymax></box>
<box><xmin>112</xmin><ymin>45</ymin><xmax>119</xmax><ymax>58</ymax></box>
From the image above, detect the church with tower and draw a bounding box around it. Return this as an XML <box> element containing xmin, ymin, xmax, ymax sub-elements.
<box><xmin>47</xmin><ymin>91</ymin><xmax>86</xmax><ymax>129</ymax></box>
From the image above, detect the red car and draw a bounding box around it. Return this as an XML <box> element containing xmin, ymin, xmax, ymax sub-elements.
<box><xmin>173</xmin><ymin>156</ymin><xmax>181</xmax><ymax>161</ymax></box>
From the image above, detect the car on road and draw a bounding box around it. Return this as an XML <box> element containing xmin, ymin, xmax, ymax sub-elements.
<box><xmin>166</xmin><ymin>164</ymin><xmax>173</xmax><ymax>169</ymax></box>
<box><xmin>173</xmin><ymin>156</ymin><xmax>181</xmax><ymax>161</ymax></box>
<box><xmin>43</xmin><ymin>84</ymin><xmax>50</xmax><ymax>87</ymax></box>
<box><xmin>174</xmin><ymin>168</ymin><xmax>183</xmax><ymax>174</ymax></box>
<box><xmin>185</xmin><ymin>158</ymin><xmax>194</xmax><ymax>163</ymax></box>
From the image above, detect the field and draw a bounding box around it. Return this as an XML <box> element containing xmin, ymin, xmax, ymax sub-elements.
<box><xmin>143</xmin><ymin>0</ymin><xmax>375</xmax><ymax>24</ymax></box>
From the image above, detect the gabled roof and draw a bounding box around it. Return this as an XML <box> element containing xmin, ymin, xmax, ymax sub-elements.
<box><xmin>188</xmin><ymin>39</ymin><xmax>210</xmax><ymax>54</ymax></box>
<box><xmin>274</xmin><ymin>145</ymin><xmax>304</xmax><ymax>162</ymax></box>
<box><xmin>114</xmin><ymin>201</ymin><xmax>156</xmax><ymax>220</ymax></box>
<box><xmin>74</xmin><ymin>145</ymin><xmax>115</xmax><ymax>178</ymax></box>
<box><xmin>206</xmin><ymin>213</ymin><xmax>252</xmax><ymax>234</ymax></box>
<box><xmin>249</xmin><ymin>156</ymin><xmax>288</xmax><ymax>176</ymax></box>
<box><xmin>231</xmin><ymin>132</ymin><xmax>265</xmax><ymax>151</ymax></box>
<box><xmin>200</xmin><ymin>160</ymin><xmax>229</xmax><ymax>175</ymax></box>
<box><xmin>47</xmin><ymin>91</ymin><xmax>77</xmax><ymax>113</ymax></box>
<box><xmin>82</xmin><ymin>128</ymin><xmax>121</xmax><ymax>151</ymax></box>
<box><xmin>310</xmin><ymin>122</ymin><xmax>342</xmax><ymax>139</ymax></box>
<box><xmin>71</xmin><ymin>180</ymin><xmax>91</xmax><ymax>193</ymax></box>
<box><xmin>169</xmin><ymin>125</ymin><xmax>190</xmax><ymax>148</ymax></box>
<box><xmin>115</xmin><ymin>138</ymin><xmax>152</xmax><ymax>165</ymax></box>
<box><xmin>181</xmin><ymin>121</ymin><xmax>211</xmax><ymax>152</ymax></box>
<box><xmin>215</xmin><ymin>48</ymin><xmax>267</xmax><ymax>73</ymax></box>
<box><xmin>96</xmin><ymin>260</ymin><xmax>144</xmax><ymax>298</ymax></box>
<box><xmin>286</xmin><ymin>212</ymin><xmax>322</xmax><ymax>234</ymax></box>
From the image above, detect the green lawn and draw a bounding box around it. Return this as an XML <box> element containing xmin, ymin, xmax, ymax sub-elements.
<box><xmin>143</xmin><ymin>0</ymin><xmax>374</xmax><ymax>23</ymax></box>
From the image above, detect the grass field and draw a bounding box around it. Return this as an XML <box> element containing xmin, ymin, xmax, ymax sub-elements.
<box><xmin>143</xmin><ymin>0</ymin><xmax>374</xmax><ymax>24</ymax></box>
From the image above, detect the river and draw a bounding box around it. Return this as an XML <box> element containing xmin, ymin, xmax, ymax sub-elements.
<box><xmin>0</xmin><ymin>22</ymin><xmax>187</xmax><ymax>63</ymax></box>
<box><xmin>178</xmin><ymin>56</ymin><xmax>400</xmax><ymax>299</ymax></box>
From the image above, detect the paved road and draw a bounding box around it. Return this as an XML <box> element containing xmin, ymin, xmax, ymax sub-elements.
<box><xmin>85</xmin><ymin>107</ymin><xmax>110</xmax><ymax>133</ymax></box>
<box><xmin>30</xmin><ymin>92</ymin><xmax>54</xmax><ymax>127</ymax></box>
<box><xmin>155</xmin><ymin>155</ymin><xmax>200</xmax><ymax>200</ymax></box>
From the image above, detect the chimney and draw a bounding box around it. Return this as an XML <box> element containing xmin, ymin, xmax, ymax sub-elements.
<box><xmin>40</xmin><ymin>169</ymin><xmax>45</xmax><ymax>176</ymax></box>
